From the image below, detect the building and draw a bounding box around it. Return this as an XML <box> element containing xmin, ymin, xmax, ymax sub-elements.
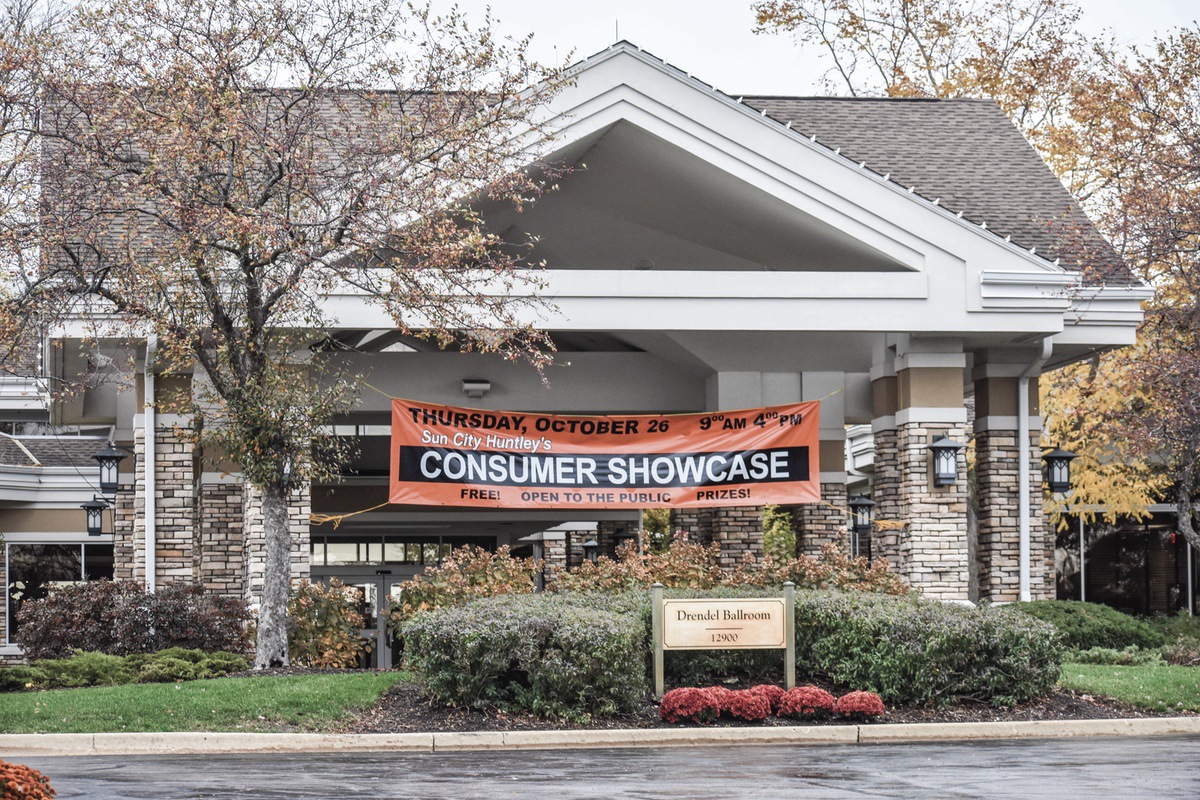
<box><xmin>1</xmin><ymin>43</ymin><xmax>1151</xmax><ymax>661</ymax></box>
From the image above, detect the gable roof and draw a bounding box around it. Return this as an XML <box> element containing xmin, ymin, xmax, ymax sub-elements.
<box><xmin>0</xmin><ymin>435</ymin><xmax>105</xmax><ymax>468</ymax></box>
<box><xmin>738</xmin><ymin>96</ymin><xmax>1131</xmax><ymax>285</ymax></box>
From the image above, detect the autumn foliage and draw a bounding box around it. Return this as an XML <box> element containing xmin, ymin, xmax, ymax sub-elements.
<box><xmin>834</xmin><ymin>690</ymin><xmax>887</xmax><ymax>720</ymax></box>
<box><xmin>555</xmin><ymin>537</ymin><xmax>908</xmax><ymax>594</ymax></box>
<box><xmin>0</xmin><ymin>761</ymin><xmax>55</xmax><ymax>800</ymax></box>
<box><xmin>286</xmin><ymin>579</ymin><xmax>368</xmax><ymax>669</ymax></box>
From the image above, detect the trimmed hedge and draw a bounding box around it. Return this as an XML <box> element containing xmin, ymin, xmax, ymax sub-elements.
<box><xmin>795</xmin><ymin>591</ymin><xmax>1062</xmax><ymax>707</ymax></box>
<box><xmin>1009</xmin><ymin>601</ymin><xmax>1167</xmax><ymax>651</ymax></box>
<box><xmin>14</xmin><ymin>580</ymin><xmax>249</xmax><ymax>659</ymax></box>
<box><xmin>401</xmin><ymin>593</ymin><xmax>647</xmax><ymax>718</ymax></box>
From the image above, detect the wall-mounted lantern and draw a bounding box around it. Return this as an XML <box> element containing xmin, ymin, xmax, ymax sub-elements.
<box><xmin>582</xmin><ymin>539</ymin><xmax>599</xmax><ymax>564</ymax></box>
<box><xmin>929</xmin><ymin>436</ymin><xmax>965</xmax><ymax>487</ymax></box>
<box><xmin>92</xmin><ymin>443</ymin><xmax>129</xmax><ymax>495</ymax></box>
<box><xmin>1042</xmin><ymin>448</ymin><xmax>1077</xmax><ymax>493</ymax></box>
<box><xmin>80</xmin><ymin>496</ymin><xmax>109</xmax><ymax>536</ymax></box>
<box><xmin>847</xmin><ymin>495</ymin><xmax>875</xmax><ymax>559</ymax></box>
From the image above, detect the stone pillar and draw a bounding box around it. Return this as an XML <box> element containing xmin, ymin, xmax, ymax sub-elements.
<box><xmin>113</xmin><ymin>468</ymin><xmax>139</xmax><ymax>583</ymax></box>
<box><xmin>793</xmin><ymin>481</ymin><xmax>849</xmax><ymax>557</ymax></box>
<box><xmin>670</xmin><ymin>508</ymin><xmax>712</xmax><ymax>545</ymax></box>
<box><xmin>243</xmin><ymin>484</ymin><xmax>311</xmax><ymax>607</ymax></box>
<box><xmin>974</xmin><ymin>363</ymin><xmax>1053</xmax><ymax>601</ymax></box>
<box><xmin>541</xmin><ymin>531</ymin><xmax>567</xmax><ymax>585</ymax></box>
<box><xmin>130</xmin><ymin>418</ymin><xmax>197</xmax><ymax>588</ymax></box>
<box><xmin>870</xmin><ymin>349</ymin><xmax>903</xmax><ymax>572</ymax></box>
<box><xmin>197</xmin><ymin>475</ymin><xmax>246</xmax><ymax>599</ymax></box>
<box><xmin>892</xmin><ymin>347</ymin><xmax>970</xmax><ymax>600</ymax></box>
<box><xmin>710</xmin><ymin>506</ymin><xmax>764</xmax><ymax>569</ymax></box>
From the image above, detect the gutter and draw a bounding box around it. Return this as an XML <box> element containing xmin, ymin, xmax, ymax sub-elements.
<box><xmin>1018</xmin><ymin>337</ymin><xmax>1053</xmax><ymax>602</ymax></box>
<box><xmin>145</xmin><ymin>335</ymin><xmax>157</xmax><ymax>593</ymax></box>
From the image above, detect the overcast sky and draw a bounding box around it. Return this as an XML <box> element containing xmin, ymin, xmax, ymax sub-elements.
<box><xmin>452</xmin><ymin>0</ymin><xmax>1199</xmax><ymax>95</ymax></box>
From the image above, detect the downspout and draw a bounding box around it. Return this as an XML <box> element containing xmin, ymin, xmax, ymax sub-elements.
<box><xmin>1018</xmin><ymin>337</ymin><xmax>1054</xmax><ymax>603</ymax></box>
<box><xmin>145</xmin><ymin>335</ymin><xmax>157</xmax><ymax>593</ymax></box>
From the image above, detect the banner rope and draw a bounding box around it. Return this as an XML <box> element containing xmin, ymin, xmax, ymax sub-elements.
<box><xmin>310</xmin><ymin>502</ymin><xmax>391</xmax><ymax>529</ymax></box>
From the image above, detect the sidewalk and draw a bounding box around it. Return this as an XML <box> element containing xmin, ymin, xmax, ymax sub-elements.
<box><xmin>4</xmin><ymin>716</ymin><xmax>1200</xmax><ymax>757</ymax></box>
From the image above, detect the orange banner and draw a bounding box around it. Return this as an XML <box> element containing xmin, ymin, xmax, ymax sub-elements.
<box><xmin>389</xmin><ymin>399</ymin><xmax>821</xmax><ymax>509</ymax></box>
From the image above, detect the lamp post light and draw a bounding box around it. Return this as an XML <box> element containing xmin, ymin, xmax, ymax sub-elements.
<box><xmin>582</xmin><ymin>539</ymin><xmax>599</xmax><ymax>564</ymax></box>
<box><xmin>80</xmin><ymin>497</ymin><xmax>109</xmax><ymax>536</ymax></box>
<box><xmin>847</xmin><ymin>495</ymin><xmax>875</xmax><ymax>560</ymax></box>
<box><xmin>1042</xmin><ymin>448</ymin><xmax>1077</xmax><ymax>494</ymax></box>
<box><xmin>928</xmin><ymin>436</ymin><xmax>965</xmax><ymax>487</ymax></box>
<box><xmin>92</xmin><ymin>443</ymin><xmax>130</xmax><ymax>495</ymax></box>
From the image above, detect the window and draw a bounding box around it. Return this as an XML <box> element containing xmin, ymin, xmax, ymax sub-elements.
<box><xmin>6</xmin><ymin>542</ymin><xmax>114</xmax><ymax>644</ymax></box>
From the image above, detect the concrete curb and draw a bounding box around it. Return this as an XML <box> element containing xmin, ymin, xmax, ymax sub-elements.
<box><xmin>3</xmin><ymin>717</ymin><xmax>1199</xmax><ymax>758</ymax></box>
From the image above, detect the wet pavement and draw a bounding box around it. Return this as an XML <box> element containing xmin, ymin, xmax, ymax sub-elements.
<box><xmin>17</xmin><ymin>736</ymin><xmax>1200</xmax><ymax>798</ymax></box>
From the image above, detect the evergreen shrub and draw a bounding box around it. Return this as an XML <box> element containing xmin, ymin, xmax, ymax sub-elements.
<box><xmin>402</xmin><ymin>593</ymin><xmax>647</xmax><ymax>718</ymax></box>
<box><xmin>1010</xmin><ymin>600</ymin><xmax>1167</xmax><ymax>651</ymax></box>
<box><xmin>0</xmin><ymin>648</ymin><xmax>248</xmax><ymax>691</ymax></box>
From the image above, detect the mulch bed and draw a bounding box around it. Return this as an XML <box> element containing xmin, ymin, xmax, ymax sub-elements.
<box><xmin>338</xmin><ymin>680</ymin><xmax>1185</xmax><ymax>734</ymax></box>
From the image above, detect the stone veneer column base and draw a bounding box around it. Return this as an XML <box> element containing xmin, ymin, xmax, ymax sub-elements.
<box><xmin>976</xmin><ymin>428</ymin><xmax>1053</xmax><ymax>601</ymax></box>
<box><xmin>792</xmin><ymin>483</ymin><xmax>849</xmax><ymax>558</ymax></box>
<box><xmin>896</xmin><ymin>421</ymin><xmax>970</xmax><ymax>600</ymax></box>
<box><xmin>197</xmin><ymin>482</ymin><xmax>246</xmax><ymax>599</ymax></box>
<box><xmin>871</xmin><ymin>427</ymin><xmax>903</xmax><ymax>575</ymax></box>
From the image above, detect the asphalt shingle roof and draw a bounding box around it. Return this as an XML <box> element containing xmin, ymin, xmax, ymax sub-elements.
<box><xmin>739</xmin><ymin>96</ymin><xmax>1131</xmax><ymax>285</ymax></box>
<box><xmin>0</xmin><ymin>436</ymin><xmax>106</xmax><ymax>468</ymax></box>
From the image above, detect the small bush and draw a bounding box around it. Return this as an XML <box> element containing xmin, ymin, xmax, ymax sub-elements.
<box><xmin>14</xmin><ymin>581</ymin><xmax>249</xmax><ymax>659</ymax></box>
<box><xmin>1067</xmin><ymin>646</ymin><xmax>1165</xmax><ymax>666</ymax></box>
<box><xmin>762</xmin><ymin>505</ymin><xmax>797</xmax><ymax>563</ymax></box>
<box><xmin>749</xmin><ymin>684</ymin><xmax>786</xmax><ymax>713</ymax></box>
<box><xmin>659</xmin><ymin>687</ymin><xmax>721</xmax><ymax>724</ymax></box>
<box><xmin>1</xmin><ymin>649</ymin><xmax>248</xmax><ymax>691</ymax></box>
<box><xmin>1011</xmin><ymin>601</ymin><xmax>1166</xmax><ymax>651</ymax></box>
<box><xmin>725</xmin><ymin>689</ymin><xmax>771</xmax><ymax>722</ymax></box>
<box><xmin>777</xmin><ymin>685</ymin><xmax>836</xmax><ymax>719</ymax></box>
<box><xmin>835</xmin><ymin>691</ymin><xmax>886</xmax><ymax>720</ymax></box>
<box><xmin>403</xmin><ymin>594</ymin><xmax>646</xmax><ymax>718</ymax></box>
<box><xmin>1160</xmin><ymin>638</ymin><xmax>1200</xmax><ymax>667</ymax></box>
<box><xmin>0</xmin><ymin>759</ymin><xmax>56</xmax><ymax>800</ymax></box>
<box><xmin>555</xmin><ymin>538</ymin><xmax>908</xmax><ymax>595</ymax></box>
<box><xmin>30</xmin><ymin>652</ymin><xmax>131</xmax><ymax>688</ymax></box>
<box><xmin>384</xmin><ymin>545</ymin><xmax>540</xmax><ymax>631</ymax></box>
<box><xmin>796</xmin><ymin>591</ymin><xmax>1062</xmax><ymax>707</ymax></box>
<box><xmin>287</xmin><ymin>580</ymin><xmax>368</xmax><ymax>668</ymax></box>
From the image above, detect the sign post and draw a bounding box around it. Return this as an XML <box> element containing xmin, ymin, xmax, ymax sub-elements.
<box><xmin>652</xmin><ymin>581</ymin><xmax>796</xmax><ymax>699</ymax></box>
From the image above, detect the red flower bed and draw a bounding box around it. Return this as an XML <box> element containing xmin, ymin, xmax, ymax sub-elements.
<box><xmin>777</xmin><ymin>685</ymin><xmax>836</xmax><ymax>720</ymax></box>
<box><xmin>0</xmin><ymin>759</ymin><xmax>56</xmax><ymax>800</ymax></box>
<box><xmin>659</xmin><ymin>687</ymin><xmax>722</xmax><ymax>725</ymax></box>
<box><xmin>835</xmin><ymin>690</ymin><xmax>886</xmax><ymax>720</ymax></box>
<box><xmin>748</xmin><ymin>684</ymin><xmax>786</xmax><ymax>713</ymax></box>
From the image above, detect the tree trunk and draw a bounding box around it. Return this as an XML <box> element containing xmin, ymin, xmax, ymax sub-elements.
<box><xmin>1176</xmin><ymin>469</ymin><xmax>1200</xmax><ymax>553</ymax></box>
<box><xmin>254</xmin><ymin>483</ymin><xmax>292</xmax><ymax>668</ymax></box>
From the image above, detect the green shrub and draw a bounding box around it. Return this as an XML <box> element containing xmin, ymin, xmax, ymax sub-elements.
<box><xmin>14</xmin><ymin>580</ymin><xmax>250</xmax><ymax>659</ymax></box>
<box><xmin>0</xmin><ymin>649</ymin><xmax>249</xmax><ymax>691</ymax></box>
<box><xmin>795</xmin><ymin>592</ymin><xmax>1062</xmax><ymax>707</ymax></box>
<box><xmin>287</xmin><ymin>579</ymin><xmax>369</xmax><ymax>668</ymax></box>
<box><xmin>1010</xmin><ymin>601</ymin><xmax>1167</xmax><ymax>650</ymax></box>
<box><xmin>31</xmin><ymin>651</ymin><xmax>132</xmax><ymax>688</ymax></box>
<box><xmin>0</xmin><ymin>666</ymin><xmax>48</xmax><ymax>692</ymax></box>
<box><xmin>402</xmin><ymin>593</ymin><xmax>647</xmax><ymax>718</ymax></box>
<box><xmin>762</xmin><ymin>505</ymin><xmax>797</xmax><ymax>562</ymax></box>
<box><xmin>1067</xmin><ymin>646</ymin><xmax>1165</xmax><ymax>666</ymax></box>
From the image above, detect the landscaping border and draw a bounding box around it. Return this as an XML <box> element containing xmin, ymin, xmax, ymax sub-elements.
<box><xmin>3</xmin><ymin>717</ymin><xmax>1200</xmax><ymax>758</ymax></box>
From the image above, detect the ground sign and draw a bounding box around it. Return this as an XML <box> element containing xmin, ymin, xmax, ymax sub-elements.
<box><xmin>651</xmin><ymin>583</ymin><xmax>796</xmax><ymax>698</ymax></box>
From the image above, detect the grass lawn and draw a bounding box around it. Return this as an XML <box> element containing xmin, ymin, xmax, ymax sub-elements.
<box><xmin>0</xmin><ymin>671</ymin><xmax>411</xmax><ymax>734</ymax></box>
<box><xmin>1060</xmin><ymin>663</ymin><xmax>1200</xmax><ymax>713</ymax></box>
